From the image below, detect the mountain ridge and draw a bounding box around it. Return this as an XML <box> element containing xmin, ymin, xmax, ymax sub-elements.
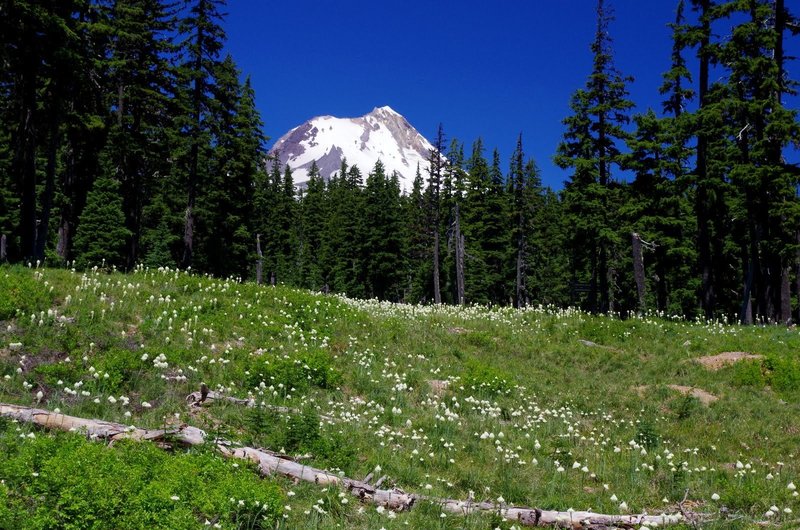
<box><xmin>269</xmin><ymin>106</ymin><xmax>434</xmax><ymax>190</ymax></box>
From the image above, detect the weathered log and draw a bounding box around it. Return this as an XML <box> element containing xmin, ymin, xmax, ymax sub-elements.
<box><xmin>0</xmin><ymin>402</ymin><xmax>698</xmax><ymax>528</ymax></box>
<box><xmin>187</xmin><ymin>388</ymin><xmax>255</xmax><ymax>407</ymax></box>
<box><xmin>186</xmin><ymin>388</ymin><xmax>337</xmax><ymax>423</ymax></box>
<box><xmin>0</xmin><ymin>402</ymin><xmax>207</xmax><ymax>446</ymax></box>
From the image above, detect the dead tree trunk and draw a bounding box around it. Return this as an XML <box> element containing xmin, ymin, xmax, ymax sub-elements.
<box><xmin>256</xmin><ymin>234</ymin><xmax>263</xmax><ymax>285</ymax></box>
<box><xmin>780</xmin><ymin>263</ymin><xmax>791</xmax><ymax>325</ymax></box>
<box><xmin>740</xmin><ymin>255</ymin><xmax>754</xmax><ymax>325</ymax></box>
<box><xmin>56</xmin><ymin>225</ymin><xmax>68</xmax><ymax>262</ymax></box>
<box><xmin>433</xmin><ymin>229</ymin><xmax>442</xmax><ymax>304</ymax></box>
<box><xmin>454</xmin><ymin>204</ymin><xmax>465</xmax><ymax>305</ymax></box>
<box><xmin>0</xmin><ymin>402</ymin><xmax>696</xmax><ymax>528</ymax></box>
<box><xmin>631</xmin><ymin>233</ymin><xmax>646</xmax><ymax>314</ymax></box>
<box><xmin>0</xmin><ymin>234</ymin><xmax>6</xmax><ymax>262</ymax></box>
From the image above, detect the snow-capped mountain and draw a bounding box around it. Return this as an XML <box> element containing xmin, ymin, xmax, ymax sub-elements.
<box><xmin>269</xmin><ymin>106</ymin><xmax>433</xmax><ymax>191</ymax></box>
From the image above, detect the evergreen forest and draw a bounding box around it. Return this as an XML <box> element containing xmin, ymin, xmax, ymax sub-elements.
<box><xmin>1</xmin><ymin>0</ymin><xmax>799</xmax><ymax>324</ymax></box>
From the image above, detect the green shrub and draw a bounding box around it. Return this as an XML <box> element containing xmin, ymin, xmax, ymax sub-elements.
<box><xmin>635</xmin><ymin>418</ymin><xmax>661</xmax><ymax>449</ymax></box>
<box><xmin>732</xmin><ymin>360</ymin><xmax>766</xmax><ymax>388</ymax></box>
<box><xmin>0</xmin><ymin>267</ymin><xmax>53</xmax><ymax>320</ymax></box>
<box><xmin>94</xmin><ymin>348</ymin><xmax>146</xmax><ymax>393</ymax></box>
<box><xmin>672</xmin><ymin>394</ymin><xmax>701</xmax><ymax>420</ymax></box>
<box><xmin>766</xmin><ymin>356</ymin><xmax>800</xmax><ymax>393</ymax></box>
<box><xmin>247</xmin><ymin>407</ymin><xmax>356</xmax><ymax>473</ymax></box>
<box><xmin>735</xmin><ymin>357</ymin><xmax>800</xmax><ymax>394</ymax></box>
<box><xmin>247</xmin><ymin>349</ymin><xmax>341</xmax><ymax>395</ymax></box>
<box><xmin>0</xmin><ymin>429</ymin><xmax>283</xmax><ymax>530</ymax></box>
<box><xmin>462</xmin><ymin>359</ymin><xmax>512</xmax><ymax>395</ymax></box>
<box><xmin>33</xmin><ymin>362</ymin><xmax>82</xmax><ymax>389</ymax></box>
<box><xmin>465</xmin><ymin>330</ymin><xmax>495</xmax><ymax>350</ymax></box>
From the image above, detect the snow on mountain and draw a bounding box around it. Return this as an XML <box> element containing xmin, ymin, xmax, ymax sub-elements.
<box><xmin>269</xmin><ymin>106</ymin><xmax>434</xmax><ymax>191</ymax></box>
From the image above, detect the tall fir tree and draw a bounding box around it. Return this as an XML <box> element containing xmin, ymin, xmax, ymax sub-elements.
<box><xmin>717</xmin><ymin>0</ymin><xmax>800</xmax><ymax>322</ymax></box>
<box><xmin>403</xmin><ymin>164</ymin><xmax>431</xmax><ymax>302</ymax></box>
<box><xmin>101</xmin><ymin>0</ymin><xmax>177</xmax><ymax>267</ymax></box>
<box><xmin>297</xmin><ymin>161</ymin><xmax>327</xmax><ymax>290</ymax></box>
<box><xmin>364</xmin><ymin>161</ymin><xmax>405</xmax><ymax>300</ymax></box>
<box><xmin>555</xmin><ymin>0</ymin><xmax>634</xmax><ymax>313</ymax></box>
<box><xmin>72</xmin><ymin>175</ymin><xmax>131</xmax><ymax>269</ymax></box>
<box><xmin>176</xmin><ymin>0</ymin><xmax>227</xmax><ymax>268</ymax></box>
<box><xmin>323</xmin><ymin>160</ymin><xmax>367</xmax><ymax>297</ymax></box>
<box><xmin>426</xmin><ymin>124</ymin><xmax>446</xmax><ymax>304</ymax></box>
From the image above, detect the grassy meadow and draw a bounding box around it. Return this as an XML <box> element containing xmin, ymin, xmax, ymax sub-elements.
<box><xmin>1</xmin><ymin>264</ymin><xmax>799</xmax><ymax>529</ymax></box>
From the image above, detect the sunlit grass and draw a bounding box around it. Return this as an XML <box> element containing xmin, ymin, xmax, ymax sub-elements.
<box><xmin>1</xmin><ymin>263</ymin><xmax>798</xmax><ymax>528</ymax></box>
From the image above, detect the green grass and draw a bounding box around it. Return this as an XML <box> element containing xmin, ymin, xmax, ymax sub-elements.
<box><xmin>1</xmin><ymin>264</ymin><xmax>799</xmax><ymax>529</ymax></box>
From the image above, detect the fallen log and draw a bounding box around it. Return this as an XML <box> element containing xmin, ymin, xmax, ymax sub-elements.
<box><xmin>186</xmin><ymin>387</ymin><xmax>255</xmax><ymax>407</ymax></box>
<box><xmin>0</xmin><ymin>402</ymin><xmax>698</xmax><ymax>528</ymax></box>
<box><xmin>186</xmin><ymin>386</ymin><xmax>337</xmax><ymax>423</ymax></box>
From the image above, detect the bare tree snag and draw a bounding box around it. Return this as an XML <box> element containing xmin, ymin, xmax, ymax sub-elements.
<box><xmin>0</xmin><ymin>402</ymin><xmax>698</xmax><ymax>528</ymax></box>
<box><xmin>56</xmin><ymin>225</ymin><xmax>67</xmax><ymax>261</ymax></box>
<box><xmin>454</xmin><ymin>204</ymin><xmax>465</xmax><ymax>305</ymax></box>
<box><xmin>631</xmin><ymin>233</ymin><xmax>646</xmax><ymax>314</ymax></box>
<box><xmin>0</xmin><ymin>234</ymin><xmax>6</xmax><ymax>262</ymax></box>
<box><xmin>256</xmin><ymin>234</ymin><xmax>263</xmax><ymax>285</ymax></box>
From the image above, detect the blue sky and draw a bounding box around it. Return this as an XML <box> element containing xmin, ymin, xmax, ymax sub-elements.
<box><xmin>222</xmin><ymin>1</ymin><xmax>799</xmax><ymax>190</ymax></box>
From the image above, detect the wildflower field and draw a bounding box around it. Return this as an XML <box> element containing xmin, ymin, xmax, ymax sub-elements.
<box><xmin>1</xmin><ymin>265</ymin><xmax>799</xmax><ymax>529</ymax></box>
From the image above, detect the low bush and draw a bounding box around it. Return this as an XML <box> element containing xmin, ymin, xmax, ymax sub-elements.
<box><xmin>247</xmin><ymin>406</ymin><xmax>356</xmax><ymax>474</ymax></box>
<box><xmin>0</xmin><ymin>267</ymin><xmax>53</xmax><ymax>320</ymax></box>
<box><xmin>462</xmin><ymin>359</ymin><xmax>513</xmax><ymax>396</ymax></box>
<box><xmin>247</xmin><ymin>349</ymin><xmax>342</xmax><ymax>396</ymax></box>
<box><xmin>0</xmin><ymin>427</ymin><xmax>283</xmax><ymax>530</ymax></box>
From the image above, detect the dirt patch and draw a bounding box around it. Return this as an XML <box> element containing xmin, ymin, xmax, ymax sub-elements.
<box><xmin>17</xmin><ymin>348</ymin><xmax>70</xmax><ymax>373</ymax></box>
<box><xmin>427</xmin><ymin>379</ymin><xmax>450</xmax><ymax>396</ymax></box>
<box><xmin>634</xmin><ymin>384</ymin><xmax>719</xmax><ymax>406</ymax></box>
<box><xmin>448</xmin><ymin>327</ymin><xmax>469</xmax><ymax>335</ymax></box>
<box><xmin>695</xmin><ymin>351</ymin><xmax>763</xmax><ymax>371</ymax></box>
<box><xmin>666</xmin><ymin>385</ymin><xmax>718</xmax><ymax>405</ymax></box>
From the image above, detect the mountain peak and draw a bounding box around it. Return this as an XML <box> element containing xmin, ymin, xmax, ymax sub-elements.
<box><xmin>270</xmin><ymin>107</ymin><xmax>433</xmax><ymax>191</ymax></box>
<box><xmin>369</xmin><ymin>105</ymin><xmax>401</xmax><ymax>117</ymax></box>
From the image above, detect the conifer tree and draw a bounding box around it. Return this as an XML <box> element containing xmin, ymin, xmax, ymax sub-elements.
<box><xmin>364</xmin><ymin>161</ymin><xmax>405</xmax><ymax>300</ymax></box>
<box><xmin>442</xmin><ymin>139</ymin><xmax>466</xmax><ymax>303</ymax></box>
<box><xmin>623</xmin><ymin>109</ymin><xmax>696</xmax><ymax>315</ymax></box>
<box><xmin>404</xmin><ymin>165</ymin><xmax>431</xmax><ymax>302</ymax></box>
<box><xmin>462</xmin><ymin>139</ymin><xmax>494</xmax><ymax>304</ymax></box>
<box><xmin>101</xmin><ymin>0</ymin><xmax>176</xmax><ymax>267</ymax></box>
<box><xmin>73</xmin><ymin>176</ymin><xmax>131</xmax><ymax>269</ymax></box>
<box><xmin>555</xmin><ymin>0</ymin><xmax>634</xmax><ymax>313</ymax></box>
<box><xmin>716</xmin><ymin>0</ymin><xmax>800</xmax><ymax>322</ymax></box>
<box><xmin>198</xmin><ymin>62</ymin><xmax>265</xmax><ymax>279</ymax></box>
<box><xmin>687</xmin><ymin>0</ymin><xmax>718</xmax><ymax>316</ymax></box>
<box><xmin>508</xmin><ymin>135</ymin><xmax>545</xmax><ymax>307</ymax></box>
<box><xmin>2</xmin><ymin>1</ymin><xmax>101</xmax><ymax>262</ymax></box>
<box><xmin>427</xmin><ymin>124</ymin><xmax>446</xmax><ymax>304</ymax></box>
<box><xmin>176</xmin><ymin>0</ymin><xmax>227</xmax><ymax>268</ymax></box>
<box><xmin>324</xmin><ymin>160</ymin><xmax>367</xmax><ymax>297</ymax></box>
<box><xmin>298</xmin><ymin>162</ymin><xmax>327</xmax><ymax>290</ymax></box>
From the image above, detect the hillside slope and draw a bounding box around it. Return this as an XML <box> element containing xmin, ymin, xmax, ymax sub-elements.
<box><xmin>1</xmin><ymin>266</ymin><xmax>799</xmax><ymax>529</ymax></box>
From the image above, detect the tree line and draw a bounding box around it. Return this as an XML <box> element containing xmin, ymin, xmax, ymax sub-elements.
<box><xmin>1</xmin><ymin>0</ymin><xmax>799</xmax><ymax>323</ymax></box>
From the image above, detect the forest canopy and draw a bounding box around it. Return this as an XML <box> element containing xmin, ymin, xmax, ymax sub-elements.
<box><xmin>0</xmin><ymin>0</ymin><xmax>798</xmax><ymax>323</ymax></box>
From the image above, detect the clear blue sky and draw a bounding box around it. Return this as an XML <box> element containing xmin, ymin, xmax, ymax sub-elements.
<box><xmin>222</xmin><ymin>0</ymin><xmax>799</xmax><ymax>190</ymax></box>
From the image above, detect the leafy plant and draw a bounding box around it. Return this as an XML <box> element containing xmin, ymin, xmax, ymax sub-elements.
<box><xmin>0</xmin><ymin>267</ymin><xmax>52</xmax><ymax>320</ymax></box>
<box><xmin>731</xmin><ymin>360</ymin><xmax>766</xmax><ymax>388</ymax></box>
<box><xmin>462</xmin><ymin>359</ymin><xmax>512</xmax><ymax>395</ymax></box>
